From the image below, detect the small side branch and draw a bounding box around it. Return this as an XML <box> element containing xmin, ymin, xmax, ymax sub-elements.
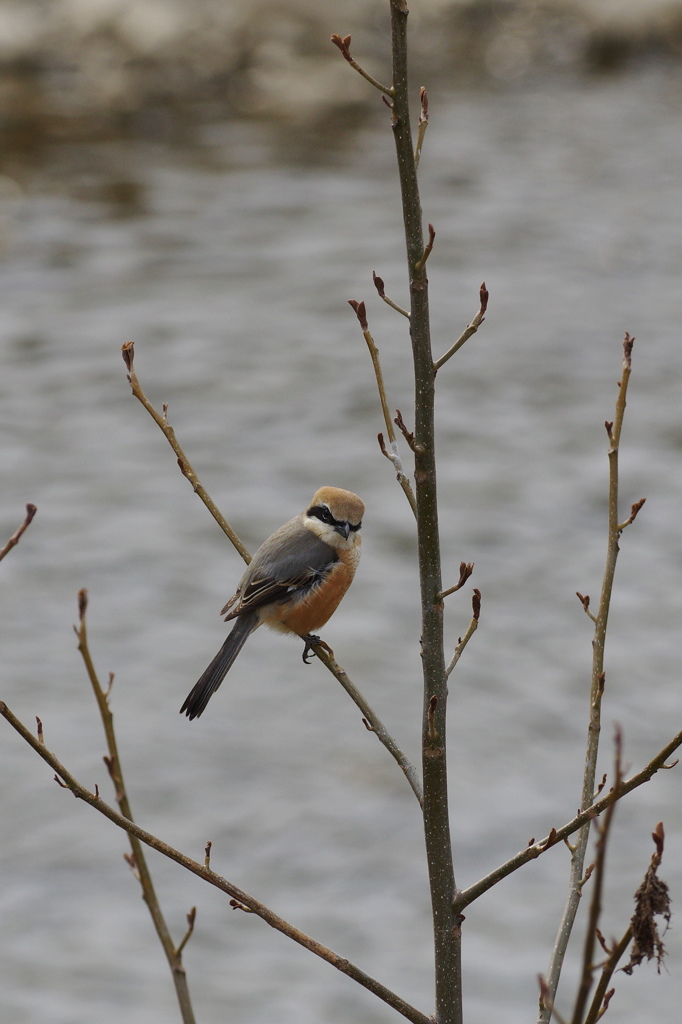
<box><xmin>330</xmin><ymin>34</ymin><xmax>394</xmax><ymax>96</ymax></box>
<box><xmin>584</xmin><ymin>823</ymin><xmax>671</xmax><ymax>1023</ymax></box>
<box><xmin>433</xmin><ymin>283</ymin><xmax>489</xmax><ymax>372</ymax></box>
<box><xmin>0</xmin><ymin>701</ymin><xmax>430</xmax><ymax>1024</ymax></box>
<box><xmin>445</xmin><ymin>589</ymin><xmax>481</xmax><ymax>678</ymax></box>
<box><xmin>438</xmin><ymin>563</ymin><xmax>475</xmax><ymax>601</ymax></box>
<box><xmin>0</xmin><ymin>504</ymin><xmax>37</xmax><ymax>562</ymax></box>
<box><xmin>570</xmin><ymin>729</ymin><xmax>624</xmax><ymax>1024</ymax></box>
<box><xmin>348</xmin><ymin>300</ymin><xmax>417</xmax><ymax>517</ymax></box>
<box><xmin>121</xmin><ymin>342</ymin><xmax>250</xmax><ymax>564</ymax></box>
<box><xmin>454</xmin><ymin>727</ymin><xmax>682</xmax><ymax>911</ymax></box>
<box><xmin>538</xmin><ymin>334</ymin><xmax>638</xmax><ymax>1022</ymax></box>
<box><xmin>414</xmin><ymin>223</ymin><xmax>435</xmax><ymax>275</ymax></box>
<box><xmin>618</xmin><ymin>497</ymin><xmax>646</xmax><ymax>532</ymax></box>
<box><xmin>373</xmin><ymin>271</ymin><xmax>410</xmax><ymax>319</ymax></box>
<box><xmin>310</xmin><ymin>643</ymin><xmax>423</xmax><ymax>806</ymax></box>
<box><xmin>74</xmin><ymin>591</ymin><xmax>197</xmax><ymax>1024</ymax></box>
<box><xmin>414</xmin><ymin>87</ymin><xmax>429</xmax><ymax>170</ymax></box>
<box><xmin>576</xmin><ymin>592</ymin><xmax>597</xmax><ymax>624</ymax></box>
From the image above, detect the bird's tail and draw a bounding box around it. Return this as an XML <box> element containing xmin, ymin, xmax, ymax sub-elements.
<box><xmin>180</xmin><ymin>612</ymin><xmax>259</xmax><ymax>720</ymax></box>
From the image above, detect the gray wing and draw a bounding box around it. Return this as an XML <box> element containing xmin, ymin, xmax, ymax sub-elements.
<box><xmin>224</xmin><ymin>520</ymin><xmax>337</xmax><ymax>620</ymax></box>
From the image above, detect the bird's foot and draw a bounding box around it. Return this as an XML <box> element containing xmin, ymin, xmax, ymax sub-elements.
<box><xmin>302</xmin><ymin>634</ymin><xmax>333</xmax><ymax>663</ymax></box>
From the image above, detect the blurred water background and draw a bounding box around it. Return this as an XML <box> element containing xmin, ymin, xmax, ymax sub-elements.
<box><xmin>2</xmin><ymin>1</ymin><xmax>682</xmax><ymax>1023</ymax></box>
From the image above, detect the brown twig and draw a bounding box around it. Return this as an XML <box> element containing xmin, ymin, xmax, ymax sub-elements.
<box><xmin>433</xmin><ymin>283</ymin><xmax>489</xmax><ymax>372</ymax></box>
<box><xmin>576</xmin><ymin>592</ymin><xmax>597</xmax><ymax>624</ymax></box>
<box><xmin>538</xmin><ymin>335</ymin><xmax>638</xmax><ymax>1023</ymax></box>
<box><xmin>414</xmin><ymin>86</ymin><xmax>429</xmax><ymax>171</ymax></box>
<box><xmin>372</xmin><ymin>271</ymin><xmax>410</xmax><ymax>319</ymax></box>
<box><xmin>571</xmin><ymin>728</ymin><xmax>623</xmax><ymax>1024</ymax></box>
<box><xmin>414</xmin><ymin>223</ymin><xmax>435</xmax><ymax>275</ymax></box>
<box><xmin>538</xmin><ymin>977</ymin><xmax>571</xmax><ymax>1024</ymax></box>
<box><xmin>121</xmin><ymin>342</ymin><xmax>251</xmax><ymax>564</ymax></box>
<box><xmin>618</xmin><ymin>497</ymin><xmax>646</xmax><ymax>532</ymax></box>
<box><xmin>311</xmin><ymin>643</ymin><xmax>423</xmax><ymax>805</ymax></box>
<box><xmin>0</xmin><ymin>504</ymin><xmax>37</xmax><ymax>563</ymax></box>
<box><xmin>0</xmin><ymin>700</ymin><xmax>431</xmax><ymax>1024</ymax></box>
<box><xmin>445</xmin><ymin>589</ymin><xmax>481</xmax><ymax>678</ymax></box>
<box><xmin>387</xmin><ymin>2</ymin><xmax>460</xmax><ymax>1018</ymax></box>
<box><xmin>330</xmin><ymin>33</ymin><xmax>394</xmax><ymax>96</ymax></box>
<box><xmin>74</xmin><ymin>590</ymin><xmax>197</xmax><ymax>1024</ymax></box>
<box><xmin>453</xmin><ymin>726</ymin><xmax>682</xmax><ymax>912</ymax></box>
<box><xmin>438</xmin><ymin>562</ymin><xmax>475</xmax><ymax>601</ymax></box>
<box><xmin>348</xmin><ymin>300</ymin><xmax>417</xmax><ymax>517</ymax></box>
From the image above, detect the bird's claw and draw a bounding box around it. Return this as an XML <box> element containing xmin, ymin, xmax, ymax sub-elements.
<box><xmin>302</xmin><ymin>634</ymin><xmax>333</xmax><ymax>663</ymax></box>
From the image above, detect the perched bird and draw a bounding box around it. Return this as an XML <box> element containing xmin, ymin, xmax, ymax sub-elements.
<box><xmin>181</xmin><ymin>486</ymin><xmax>364</xmax><ymax>719</ymax></box>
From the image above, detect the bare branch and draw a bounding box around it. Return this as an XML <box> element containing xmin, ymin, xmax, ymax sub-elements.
<box><xmin>445</xmin><ymin>589</ymin><xmax>481</xmax><ymax>678</ymax></box>
<box><xmin>74</xmin><ymin>592</ymin><xmax>197</xmax><ymax>1023</ymax></box>
<box><xmin>414</xmin><ymin>223</ymin><xmax>435</xmax><ymax>274</ymax></box>
<box><xmin>434</xmin><ymin>283</ymin><xmax>489</xmax><ymax>372</ymax></box>
<box><xmin>576</xmin><ymin>592</ymin><xmax>597</xmax><ymax>623</ymax></box>
<box><xmin>618</xmin><ymin>497</ymin><xmax>646</xmax><ymax>532</ymax></box>
<box><xmin>0</xmin><ymin>504</ymin><xmax>37</xmax><ymax>563</ymax></box>
<box><xmin>539</xmin><ymin>336</ymin><xmax>639</xmax><ymax>1021</ymax></box>
<box><xmin>438</xmin><ymin>563</ymin><xmax>475</xmax><ymax>601</ymax></box>
<box><xmin>330</xmin><ymin>33</ymin><xmax>394</xmax><ymax>96</ymax></box>
<box><xmin>175</xmin><ymin>907</ymin><xmax>197</xmax><ymax>958</ymax></box>
<box><xmin>414</xmin><ymin>87</ymin><xmax>429</xmax><ymax>170</ymax></box>
<box><xmin>0</xmin><ymin>701</ymin><xmax>430</xmax><ymax>1024</ymax></box>
<box><xmin>454</xmin><ymin>727</ymin><xmax>682</xmax><ymax>912</ymax></box>
<box><xmin>571</xmin><ymin>729</ymin><xmax>623</xmax><ymax>1024</ymax></box>
<box><xmin>348</xmin><ymin>301</ymin><xmax>417</xmax><ymax>516</ymax></box>
<box><xmin>372</xmin><ymin>271</ymin><xmax>410</xmax><ymax>319</ymax></box>
<box><xmin>310</xmin><ymin>644</ymin><xmax>422</xmax><ymax>806</ymax></box>
<box><xmin>121</xmin><ymin>341</ymin><xmax>251</xmax><ymax>564</ymax></box>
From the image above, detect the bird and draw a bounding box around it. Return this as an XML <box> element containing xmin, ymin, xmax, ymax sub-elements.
<box><xmin>180</xmin><ymin>486</ymin><xmax>365</xmax><ymax>720</ymax></box>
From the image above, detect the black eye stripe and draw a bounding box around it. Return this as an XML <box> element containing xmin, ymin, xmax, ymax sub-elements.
<box><xmin>307</xmin><ymin>505</ymin><xmax>361</xmax><ymax>532</ymax></box>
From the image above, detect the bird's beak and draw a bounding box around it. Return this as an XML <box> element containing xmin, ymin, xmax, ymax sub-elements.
<box><xmin>335</xmin><ymin>521</ymin><xmax>351</xmax><ymax>540</ymax></box>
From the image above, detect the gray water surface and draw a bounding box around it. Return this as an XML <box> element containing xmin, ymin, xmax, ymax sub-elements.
<box><xmin>1</xmin><ymin>67</ymin><xmax>682</xmax><ymax>1024</ymax></box>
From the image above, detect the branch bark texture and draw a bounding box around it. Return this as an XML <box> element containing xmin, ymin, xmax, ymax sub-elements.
<box><xmin>389</xmin><ymin>3</ymin><xmax>460</xmax><ymax>1021</ymax></box>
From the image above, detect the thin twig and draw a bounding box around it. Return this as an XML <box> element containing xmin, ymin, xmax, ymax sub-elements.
<box><xmin>453</xmin><ymin>726</ymin><xmax>682</xmax><ymax>912</ymax></box>
<box><xmin>414</xmin><ymin>87</ymin><xmax>429</xmax><ymax>171</ymax></box>
<box><xmin>0</xmin><ymin>701</ymin><xmax>431</xmax><ymax>1024</ymax></box>
<box><xmin>433</xmin><ymin>283</ymin><xmax>489</xmax><ymax>372</ymax></box>
<box><xmin>176</xmin><ymin>908</ymin><xmax>197</xmax><ymax>958</ymax></box>
<box><xmin>571</xmin><ymin>728</ymin><xmax>623</xmax><ymax>1024</ymax></box>
<box><xmin>0</xmin><ymin>504</ymin><xmax>37</xmax><ymax>562</ymax></box>
<box><xmin>348</xmin><ymin>300</ymin><xmax>417</xmax><ymax>517</ymax></box>
<box><xmin>538</xmin><ymin>335</ymin><xmax>639</xmax><ymax>1023</ymax></box>
<box><xmin>538</xmin><ymin>977</ymin><xmax>571</xmax><ymax>1024</ymax></box>
<box><xmin>438</xmin><ymin>563</ymin><xmax>475</xmax><ymax>601</ymax></box>
<box><xmin>414</xmin><ymin>223</ymin><xmax>435</xmax><ymax>275</ymax></box>
<box><xmin>121</xmin><ymin>342</ymin><xmax>251</xmax><ymax>564</ymax></box>
<box><xmin>445</xmin><ymin>589</ymin><xmax>481</xmax><ymax>678</ymax></box>
<box><xmin>583</xmin><ymin>926</ymin><xmax>632</xmax><ymax>1024</ymax></box>
<box><xmin>617</xmin><ymin>497</ymin><xmax>646</xmax><ymax>532</ymax></box>
<box><xmin>576</xmin><ymin>592</ymin><xmax>597</xmax><ymax>624</ymax></box>
<box><xmin>312</xmin><ymin>644</ymin><xmax>422</xmax><ymax>805</ymax></box>
<box><xmin>75</xmin><ymin>590</ymin><xmax>196</xmax><ymax>1024</ymax></box>
<box><xmin>330</xmin><ymin>34</ymin><xmax>394</xmax><ymax>96</ymax></box>
<box><xmin>373</xmin><ymin>271</ymin><xmax>410</xmax><ymax>319</ymax></box>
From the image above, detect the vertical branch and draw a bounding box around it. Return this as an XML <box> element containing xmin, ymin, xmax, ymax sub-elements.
<box><xmin>76</xmin><ymin>591</ymin><xmax>197</xmax><ymax>1024</ymax></box>
<box><xmin>539</xmin><ymin>335</ymin><xmax>638</xmax><ymax>1022</ymax></box>
<box><xmin>389</xmin><ymin>3</ymin><xmax>460</xmax><ymax>1022</ymax></box>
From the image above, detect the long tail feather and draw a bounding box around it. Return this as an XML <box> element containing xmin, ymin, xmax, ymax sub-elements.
<box><xmin>180</xmin><ymin>613</ymin><xmax>259</xmax><ymax>720</ymax></box>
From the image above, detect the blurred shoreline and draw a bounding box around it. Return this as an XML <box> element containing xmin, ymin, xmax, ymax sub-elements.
<box><xmin>2</xmin><ymin>0</ymin><xmax>682</xmax><ymax>157</ymax></box>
